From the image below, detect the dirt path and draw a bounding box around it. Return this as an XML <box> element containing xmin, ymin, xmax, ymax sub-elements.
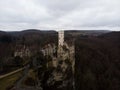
<box><xmin>0</xmin><ymin>68</ymin><xmax>24</xmax><ymax>79</ymax></box>
<box><xmin>16</xmin><ymin>65</ymin><xmax>29</xmax><ymax>89</ymax></box>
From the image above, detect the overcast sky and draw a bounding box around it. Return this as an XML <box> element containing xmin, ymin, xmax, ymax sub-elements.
<box><xmin>0</xmin><ymin>0</ymin><xmax>120</xmax><ymax>31</ymax></box>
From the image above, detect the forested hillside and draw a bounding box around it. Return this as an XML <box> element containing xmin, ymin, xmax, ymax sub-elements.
<box><xmin>75</xmin><ymin>31</ymin><xmax>120</xmax><ymax>90</ymax></box>
<box><xmin>0</xmin><ymin>29</ymin><xmax>57</xmax><ymax>75</ymax></box>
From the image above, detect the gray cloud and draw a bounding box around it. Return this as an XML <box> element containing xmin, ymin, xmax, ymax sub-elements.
<box><xmin>0</xmin><ymin>0</ymin><xmax>120</xmax><ymax>31</ymax></box>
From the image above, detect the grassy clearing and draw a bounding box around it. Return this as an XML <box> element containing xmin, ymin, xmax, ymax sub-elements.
<box><xmin>0</xmin><ymin>71</ymin><xmax>22</xmax><ymax>90</ymax></box>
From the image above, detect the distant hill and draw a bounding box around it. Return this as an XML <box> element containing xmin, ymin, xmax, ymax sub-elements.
<box><xmin>65</xmin><ymin>30</ymin><xmax>110</xmax><ymax>37</ymax></box>
<box><xmin>0</xmin><ymin>29</ymin><xmax>57</xmax><ymax>45</ymax></box>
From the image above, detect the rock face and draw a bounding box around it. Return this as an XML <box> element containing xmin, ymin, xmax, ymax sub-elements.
<box><xmin>14</xmin><ymin>46</ymin><xmax>31</xmax><ymax>58</ymax></box>
<box><xmin>55</xmin><ymin>43</ymin><xmax>75</xmax><ymax>90</ymax></box>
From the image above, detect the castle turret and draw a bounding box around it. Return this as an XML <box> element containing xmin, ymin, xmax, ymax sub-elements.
<box><xmin>58</xmin><ymin>30</ymin><xmax>64</xmax><ymax>58</ymax></box>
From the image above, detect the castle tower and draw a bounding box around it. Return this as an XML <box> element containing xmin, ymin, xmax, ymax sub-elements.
<box><xmin>57</xmin><ymin>30</ymin><xmax>64</xmax><ymax>59</ymax></box>
<box><xmin>58</xmin><ymin>30</ymin><xmax>64</xmax><ymax>46</ymax></box>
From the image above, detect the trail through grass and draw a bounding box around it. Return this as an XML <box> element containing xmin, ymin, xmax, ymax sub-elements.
<box><xmin>0</xmin><ymin>71</ymin><xmax>22</xmax><ymax>90</ymax></box>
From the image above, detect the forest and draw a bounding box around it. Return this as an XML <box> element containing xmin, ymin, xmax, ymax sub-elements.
<box><xmin>75</xmin><ymin>31</ymin><xmax>120</xmax><ymax>90</ymax></box>
<box><xmin>0</xmin><ymin>30</ymin><xmax>120</xmax><ymax>90</ymax></box>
